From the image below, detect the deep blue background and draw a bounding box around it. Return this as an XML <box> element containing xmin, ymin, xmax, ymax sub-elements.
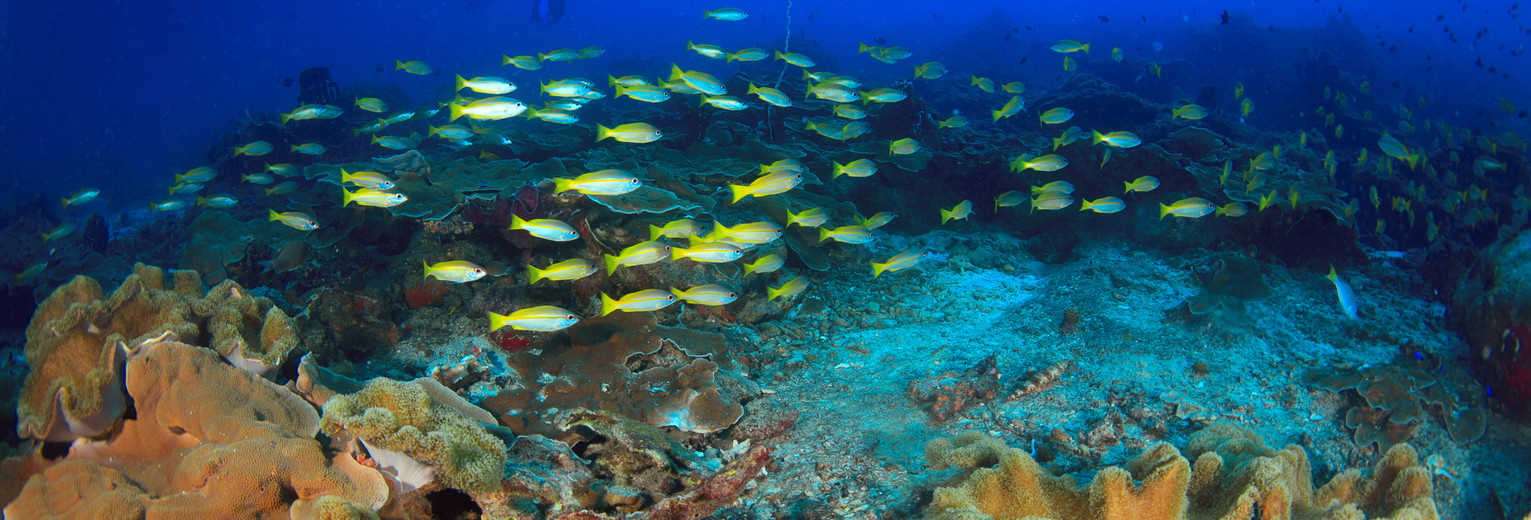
<box><xmin>2</xmin><ymin>0</ymin><xmax>1526</xmax><ymax>213</ymax></box>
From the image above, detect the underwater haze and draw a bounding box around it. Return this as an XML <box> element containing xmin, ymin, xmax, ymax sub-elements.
<box><xmin>2</xmin><ymin>0</ymin><xmax>1531</xmax><ymax>519</ymax></box>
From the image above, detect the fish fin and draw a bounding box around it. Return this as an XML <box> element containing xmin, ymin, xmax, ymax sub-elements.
<box><xmin>871</xmin><ymin>261</ymin><xmax>885</xmax><ymax>278</ymax></box>
<box><xmin>553</xmin><ymin>178</ymin><xmax>574</xmax><ymax>193</ymax></box>
<box><xmin>600</xmin><ymin>293</ymin><xmax>617</xmax><ymax>316</ymax></box>
<box><xmin>604</xmin><ymin>254</ymin><xmax>619</xmax><ymax>275</ymax></box>
<box><xmin>527</xmin><ymin>266</ymin><xmax>544</xmax><ymax>285</ymax></box>
<box><xmin>729</xmin><ymin>184</ymin><xmax>748</xmax><ymax>203</ymax></box>
<box><xmin>423</xmin><ymin>261</ymin><xmax>431</xmax><ymax>280</ymax></box>
<box><xmin>509</xmin><ymin>214</ymin><xmax>526</xmax><ymax>230</ymax></box>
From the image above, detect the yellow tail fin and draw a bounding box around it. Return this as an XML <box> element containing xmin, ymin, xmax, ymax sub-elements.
<box><xmin>600</xmin><ymin>293</ymin><xmax>618</xmax><ymax>316</ymax></box>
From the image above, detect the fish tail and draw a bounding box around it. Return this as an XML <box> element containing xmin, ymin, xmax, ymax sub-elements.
<box><xmin>767</xmin><ymin>286</ymin><xmax>781</xmax><ymax>301</ymax></box>
<box><xmin>991</xmin><ymin>109</ymin><xmax>1002</xmax><ymax>123</ymax></box>
<box><xmin>488</xmin><ymin>312</ymin><xmax>508</xmax><ymax>331</ymax></box>
<box><xmin>817</xmin><ymin>228</ymin><xmax>830</xmax><ymax>243</ymax></box>
<box><xmin>423</xmin><ymin>261</ymin><xmax>431</xmax><ymax>280</ymax></box>
<box><xmin>1158</xmin><ymin>203</ymin><xmax>1170</xmax><ymax>220</ymax></box>
<box><xmin>596</xmin><ymin>124</ymin><xmax>611</xmax><ymax>142</ymax></box>
<box><xmin>454</xmin><ymin>74</ymin><xmax>466</xmax><ymax>91</ymax></box>
<box><xmin>1124</xmin><ymin>181</ymin><xmax>1133</xmax><ymax>194</ymax></box>
<box><xmin>670</xmin><ymin>247</ymin><xmax>688</xmax><ymax>261</ymax></box>
<box><xmin>669</xmin><ymin>63</ymin><xmax>684</xmax><ymax>81</ymax></box>
<box><xmin>940</xmin><ymin>208</ymin><xmax>953</xmax><ymax>224</ymax></box>
<box><xmin>1082</xmin><ymin>43</ymin><xmax>1091</xmax><ymax>53</ymax></box>
<box><xmin>553</xmin><ymin>178</ymin><xmax>574</xmax><ymax>193</ymax></box>
<box><xmin>604</xmin><ymin>254</ymin><xmax>620</xmax><ymax>275</ymax></box>
<box><xmin>729</xmin><ymin>184</ymin><xmax>748</xmax><ymax>203</ymax></box>
<box><xmin>394</xmin><ymin>59</ymin><xmax>404</xmax><ymax>70</ymax></box>
<box><xmin>449</xmin><ymin>103</ymin><xmax>465</xmax><ymax>121</ymax></box>
<box><xmin>744</xmin><ymin>263</ymin><xmax>757</xmax><ymax>276</ymax></box>
<box><xmin>527</xmin><ymin>265</ymin><xmax>544</xmax><ymax>285</ymax></box>
<box><xmin>648</xmin><ymin>225</ymin><xmax>664</xmax><ymax>241</ymax></box>
<box><xmin>509</xmin><ymin>214</ymin><xmax>526</xmax><ymax>230</ymax></box>
<box><xmin>341</xmin><ymin>188</ymin><xmax>354</xmax><ymax>207</ymax></box>
<box><xmin>600</xmin><ymin>293</ymin><xmax>617</xmax><ymax>316</ymax></box>
<box><xmin>268</xmin><ymin>209</ymin><xmax>280</xmax><ymax>222</ymax></box>
<box><xmin>832</xmin><ymin>162</ymin><xmax>845</xmax><ymax>178</ymax></box>
<box><xmin>871</xmin><ymin>261</ymin><xmax>886</xmax><ymax>278</ymax></box>
<box><xmin>280</xmin><ymin>112</ymin><xmax>292</xmax><ymax>125</ymax></box>
<box><xmin>1091</xmin><ymin>130</ymin><xmax>1105</xmax><ymax>145</ymax></box>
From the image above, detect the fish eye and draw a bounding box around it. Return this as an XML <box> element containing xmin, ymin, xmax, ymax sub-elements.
<box><xmin>566</xmin><ymin>314</ymin><xmax>577</xmax><ymax>320</ymax></box>
<box><xmin>727</xmin><ymin>292</ymin><xmax>737</xmax><ymax>298</ymax></box>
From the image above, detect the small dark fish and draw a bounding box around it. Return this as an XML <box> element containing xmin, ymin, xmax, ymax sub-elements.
<box><xmin>1390</xmin><ymin>44</ymin><xmax>1398</xmax><ymax>52</ymax></box>
<box><xmin>1004</xmin><ymin>34</ymin><xmax>1013</xmax><ymax>41</ymax></box>
<box><xmin>281</xmin><ymin>77</ymin><xmax>294</xmax><ymax>87</ymax></box>
<box><xmin>1391</xmin><ymin>81</ymin><xmax>1402</xmax><ymax>88</ymax></box>
<box><xmin>874</xmin><ymin>37</ymin><xmax>886</xmax><ymax>44</ymax></box>
<box><xmin>932</xmin><ymin>11</ymin><xmax>937</xmax><ymax>18</ymax></box>
<box><xmin>1019</xmin><ymin>56</ymin><xmax>1028</xmax><ymax>64</ymax></box>
<box><xmin>1025</xmin><ymin>25</ymin><xmax>1033</xmax><ymax>30</ymax></box>
<box><xmin>1437</xmin><ymin>14</ymin><xmax>1446</xmax><ymax>21</ymax></box>
<box><xmin>1268</xmin><ymin>25</ymin><xmax>1275</xmax><ymax>31</ymax></box>
<box><xmin>1477</xmin><ymin>57</ymin><xmax>1485</xmax><ymax>67</ymax></box>
<box><xmin>1097</xmin><ymin>14</ymin><xmax>1109</xmax><ymax>22</ymax></box>
<box><xmin>1221</xmin><ymin>9</ymin><xmax>1230</xmax><ymax>24</ymax></box>
<box><xmin>1141</xmin><ymin>15</ymin><xmax>1147</xmax><ymax>22</ymax></box>
<box><xmin>1011</xmin><ymin>26</ymin><xmax>1020</xmax><ymax>33</ymax></box>
<box><xmin>1409</xmin><ymin>27</ymin><xmax>1414</xmax><ymax>33</ymax></box>
<box><xmin>374</xmin><ymin>66</ymin><xmax>384</xmax><ymax>73</ymax></box>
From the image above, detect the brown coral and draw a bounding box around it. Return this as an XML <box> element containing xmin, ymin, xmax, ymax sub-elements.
<box><xmin>924</xmin><ymin>422</ymin><xmax>1439</xmax><ymax>520</ymax></box>
<box><xmin>7</xmin><ymin>340</ymin><xmax>389</xmax><ymax>519</ymax></box>
<box><xmin>203</xmin><ymin>279</ymin><xmax>300</xmax><ymax>377</ymax></box>
<box><xmin>17</xmin><ymin>264</ymin><xmax>204</xmax><ymax>441</ymax></box>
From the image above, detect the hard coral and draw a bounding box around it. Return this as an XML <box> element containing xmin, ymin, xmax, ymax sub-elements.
<box><xmin>320</xmin><ymin>378</ymin><xmax>508</xmax><ymax>494</ymax></box>
<box><xmin>8</xmin><ymin>340</ymin><xmax>389</xmax><ymax>519</ymax></box>
<box><xmin>481</xmin><ymin>312</ymin><xmax>748</xmax><ymax>437</ymax></box>
<box><xmin>404</xmin><ymin>279</ymin><xmax>449</xmax><ymax>309</ymax></box>
<box><xmin>203</xmin><ymin>279</ymin><xmax>300</xmax><ymax>377</ymax></box>
<box><xmin>17</xmin><ymin>264</ymin><xmax>203</xmax><ymax>441</ymax></box>
<box><xmin>924</xmin><ymin>422</ymin><xmax>1439</xmax><ymax>520</ymax></box>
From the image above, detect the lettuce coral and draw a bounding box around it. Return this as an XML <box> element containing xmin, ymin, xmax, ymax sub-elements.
<box><xmin>17</xmin><ymin>264</ymin><xmax>203</xmax><ymax>441</ymax></box>
<box><xmin>319</xmin><ymin>377</ymin><xmax>508</xmax><ymax>494</ymax></box>
<box><xmin>8</xmin><ymin>339</ymin><xmax>389</xmax><ymax>519</ymax></box>
<box><xmin>924</xmin><ymin>422</ymin><xmax>1439</xmax><ymax>520</ymax></box>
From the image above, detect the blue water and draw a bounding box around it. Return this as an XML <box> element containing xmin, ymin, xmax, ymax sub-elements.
<box><xmin>3</xmin><ymin>0</ymin><xmax>1527</xmax><ymax>211</ymax></box>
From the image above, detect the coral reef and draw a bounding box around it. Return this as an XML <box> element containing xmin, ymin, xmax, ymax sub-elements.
<box><xmin>923</xmin><ymin>421</ymin><xmax>1439</xmax><ymax>520</ymax></box>
<box><xmin>5</xmin><ymin>339</ymin><xmax>388</xmax><ymax>519</ymax></box>
<box><xmin>1304</xmin><ymin>351</ymin><xmax>1487</xmax><ymax>449</ymax></box>
<box><xmin>319</xmin><ymin>377</ymin><xmax>508</xmax><ymax>494</ymax></box>
<box><xmin>16</xmin><ymin>264</ymin><xmax>203</xmax><ymax>441</ymax></box>
<box><xmin>481</xmin><ymin>311</ymin><xmax>752</xmax><ymax>437</ymax></box>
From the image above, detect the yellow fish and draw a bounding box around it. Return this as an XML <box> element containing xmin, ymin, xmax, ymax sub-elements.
<box><xmin>870</xmin><ymin>249</ymin><xmax>925</xmax><ymax>278</ymax></box>
<box><xmin>604</xmin><ymin>240</ymin><xmax>671</xmax><ymax>274</ymax></box>
<box><xmin>729</xmin><ymin>170</ymin><xmax>802</xmax><ymax>203</ymax></box>
<box><xmin>510</xmin><ymin>214</ymin><xmax>579</xmax><ymax>242</ymax></box>
<box><xmin>395</xmin><ymin>60</ymin><xmax>432</xmax><ymax>75</ymax></box>
<box><xmin>671</xmin><ymin>242</ymin><xmax>744</xmax><ymax>263</ymax></box>
<box><xmin>423</xmin><ymin>260</ymin><xmax>487</xmax><ymax>283</ymax></box>
<box><xmin>597</xmin><ymin>122</ymin><xmax>663</xmax><ymax>143</ymax></box>
<box><xmin>526</xmin><ymin>259</ymin><xmax>599</xmax><ymax>284</ymax></box>
<box><xmin>489</xmin><ymin>306</ymin><xmax>579</xmax><ymax>332</ymax></box>
<box><xmin>767</xmin><ymin>275</ymin><xmax>808</xmax><ymax>301</ymax></box>
<box><xmin>342</xmin><ymin>189</ymin><xmax>407</xmax><ymax>208</ymax></box>
<box><xmin>941</xmin><ymin>200</ymin><xmax>973</xmax><ymax>224</ymax></box>
<box><xmin>1039</xmin><ymin>107</ymin><xmax>1074</xmax><ymax>125</ymax></box>
<box><xmin>268</xmin><ymin>210</ymin><xmax>318</xmax><ymax>231</ymax></box>
<box><xmin>553</xmin><ymin>169</ymin><xmax>642</xmax><ymax>195</ymax></box>
<box><xmin>743</xmin><ymin>254</ymin><xmax>785</xmax><ymax>275</ymax></box>
<box><xmin>671</xmin><ymin>285</ymin><xmax>739</xmax><ymax>306</ymax></box>
<box><xmin>1158</xmin><ymin>197</ymin><xmax>1216</xmax><ymax>220</ymax></box>
<box><xmin>601</xmin><ymin>289</ymin><xmax>678</xmax><ymax>316</ymax></box>
<box><xmin>650</xmin><ymin>219</ymin><xmax>701</xmax><ymax>240</ymax></box>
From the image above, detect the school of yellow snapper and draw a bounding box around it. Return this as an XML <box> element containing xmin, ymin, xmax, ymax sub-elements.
<box><xmin>44</xmin><ymin>5</ymin><xmax>1531</xmax><ymax>333</ymax></box>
